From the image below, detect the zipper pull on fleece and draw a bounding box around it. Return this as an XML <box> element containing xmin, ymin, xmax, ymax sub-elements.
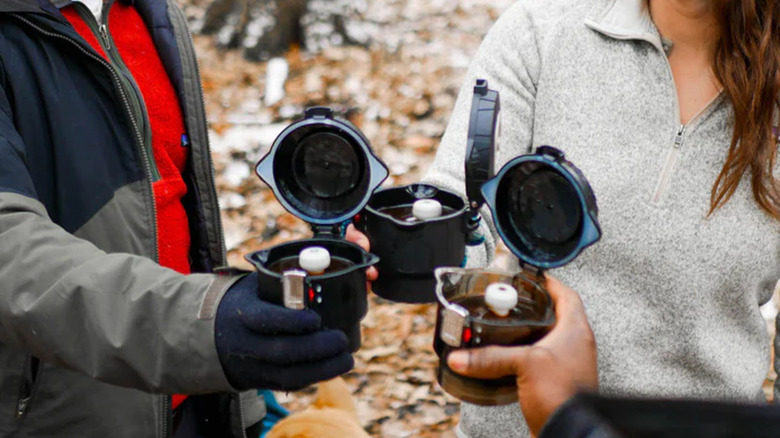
<box><xmin>651</xmin><ymin>124</ymin><xmax>687</xmax><ymax>206</ymax></box>
<box><xmin>674</xmin><ymin>124</ymin><xmax>685</xmax><ymax>148</ymax></box>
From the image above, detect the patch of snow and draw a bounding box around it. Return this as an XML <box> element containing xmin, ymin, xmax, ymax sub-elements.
<box><xmin>225</xmin><ymin>111</ymin><xmax>274</xmax><ymax>126</ymax></box>
<box><xmin>216</xmin><ymin>16</ymin><xmax>238</xmax><ymax>47</ymax></box>
<box><xmin>189</xmin><ymin>17</ymin><xmax>204</xmax><ymax>34</ymax></box>
<box><xmin>279</xmin><ymin>105</ymin><xmax>302</xmax><ymax>120</ymax></box>
<box><xmin>210</xmin><ymin>123</ymin><xmax>288</xmax><ymax>160</ymax></box>
<box><xmin>449</xmin><ymin>50</ymin><xmax>472</xmax><ymax>69</ymax></box>
<box><xmin>382</xmin><ymin>145</ymin><xmax>417</xmax><ymax>176</ymax></box>
<box><xmin>304</xmin><ymin>71</ymin><xmax>324</xmax><ymax>93</ymax></box>
<box><xmin>243</xmin><ymin>14</ymin><xmax>273</xmax><ymax>49</ymax></box>
<box><xmin>264</xmin><ymin>58</ymin><xmax>289</xmax><ymax>107</ymax></box>
<box><xmin>329</xmin><ymin>33</ymin><xmax>345</xmax><ymax>47</ymax></box>
<box><xmin>223</xmin><ymin>223</ymin><xmax>249</xmax><ymax>251</ymax></box>
<box><xmin>221</xmin><ymin>213</ymin><xmax>252</xmax><ymax>251</ymax></box>
<box><xmin>345</xmin><ymin>75</ymin><xmax>363</xmax><ymax>96</ymax></box>
<box><xmin>220</xmin><ymin>192</ymin><xmax>247</xmax><ymax>210</ymax></box>
<box><xmin>239</xmin><ymin>97</ymin><xmax>262</xmax><ymax>115</ymax></box>
<box><xmin>208</xmin><ymin>129</ymin><xmax>228</xmax><ymax>155</ymax></box>
<box><xmin>343</xmin><ymin>21</ymin><xmax>375</xmax><ymax>46</ymax></box>
<box><xmin>223</xmin><ymin>160</ymin><xmax>251</xmax><ymax>187</ymax></box>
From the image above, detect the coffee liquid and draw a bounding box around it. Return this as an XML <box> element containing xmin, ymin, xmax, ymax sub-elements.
<box><xmin>378</xmin><ymin>204</ymin><xmax>456</xmax><ymax>223</ymax></box>
<box><xmin>451</xmin><ymin>295</ymin><xmax>536</xmax><ymax>322</ymax></box>
<box><xmin>436</xmin><ymin>291</ymin><xmax>550</xmax><ymax>405</ymax></box>
<box><xmin>267</xmin><ymin>256</ymin><xmax>354</xmax><ymax>275</ymax></box>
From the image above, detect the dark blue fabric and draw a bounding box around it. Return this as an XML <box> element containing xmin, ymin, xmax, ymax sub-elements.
<box><xmin>0</xmin><ymin>0</ymin><xmax>216</xmax><ymax>271</ymax></box>
<box><xmin>0</xmin><ymin>18</ymin><xmax>143</xmax><ymax>231</ymax></box>
<box><xmin>215</xmin><ymin>273</ymin><xmax>354</xmax><ymax>391</ymax></box>
<box><xmin>0</xmin><ymin>0</ymin><xmax>192</xmax><ymax>236</ymax></box>
<box><xmin>0</xmin><ymin>0</ymin><xmax>38</xmax><ymax>12</ymax></box>
<box><xmin>0</xmin><ymin>0</ymin><xmax>56</xmax><ymax>13</ymax></box>
<box><xmin>133</xmin><ymin>0</ymin><xmax>186</xmax><ymax>107</ymax></box>
<box><xmin>0</xmin><ymin>78</ymin><xmax>37</xmax><ymax>199</ymax></box>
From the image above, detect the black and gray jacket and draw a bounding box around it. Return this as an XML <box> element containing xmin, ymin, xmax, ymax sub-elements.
<box><xmin>0</xmin><ymin>0</ymin><xmax>264</xmax><ymax>436</ymax></box>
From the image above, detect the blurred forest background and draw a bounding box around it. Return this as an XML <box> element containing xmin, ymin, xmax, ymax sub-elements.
<box><xmin>178</xmin><ymin>0</ymin><xmax>514</xmax><ymax>436</ymax></box>
<box><xmin>179</xmin><ymin>0</ymin><xmax>778</xmax><ymax>436</ymax></box>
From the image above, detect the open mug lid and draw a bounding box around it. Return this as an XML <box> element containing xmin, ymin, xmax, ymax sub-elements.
<box><xmin>255</xmin><ymin>107</ymin><xmax>389</xmax><ymax>226</ymax></box>
<box><xmin>480</xmin><ymin>146</ymin><xmax>601</xmax><ymax>270</ymax></box>
<box><xmin>465</xmin><ymin>79</ymin><xmax>500</xmax><ymax>210</ymax></box>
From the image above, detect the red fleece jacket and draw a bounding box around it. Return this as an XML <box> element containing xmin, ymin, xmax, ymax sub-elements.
<box><xmin>62</xmin><ymin>3</ymin><xmax>192</xmax><ymax>410</ymax></box>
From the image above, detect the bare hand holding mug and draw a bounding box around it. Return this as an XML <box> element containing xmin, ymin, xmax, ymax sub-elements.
<box><xmin>447</xmin><ymin>276</ymin><xmax>598</xmax><ymax>436</ymax></box>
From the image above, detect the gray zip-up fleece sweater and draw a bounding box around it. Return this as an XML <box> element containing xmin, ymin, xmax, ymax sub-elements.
<box><xmin>423</xmin><ymin>0</ymin><xmax>780</xmax><ymax>436</ymax></box>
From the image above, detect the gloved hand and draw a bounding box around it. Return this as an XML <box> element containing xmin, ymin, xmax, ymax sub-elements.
<box><xmin>215</xmin><ymin>272</ymin><xmax>354</xmax><ymax>391</ymax></box>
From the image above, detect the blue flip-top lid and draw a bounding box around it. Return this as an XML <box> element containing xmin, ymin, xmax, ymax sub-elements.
<box><xmin>255</xmin><ymin>107</ymin><xmax>389</xmax><ymax>226</ymax></box>
<box><xmin>480</xmin><ymin>146</ymin><xmax>601</xmax><ymax>270</ymax></box>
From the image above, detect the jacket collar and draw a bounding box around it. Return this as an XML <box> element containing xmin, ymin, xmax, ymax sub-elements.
<box><xmin>585</xmin><ymin>0</ymin><xmax>664</xmax><ymax>51</ymax></box>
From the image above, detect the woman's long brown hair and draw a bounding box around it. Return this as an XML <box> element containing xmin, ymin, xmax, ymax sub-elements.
<box><xmin>711</xmin><ymin>0</ymin><xmax>780</xmax><ymax>219</ymax></box>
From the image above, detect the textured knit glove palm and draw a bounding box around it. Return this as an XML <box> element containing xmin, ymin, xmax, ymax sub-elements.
<box><xmin>215</xmin><ymin>272</ymin><xmax>354</xmax><ymax>391</ymax></box>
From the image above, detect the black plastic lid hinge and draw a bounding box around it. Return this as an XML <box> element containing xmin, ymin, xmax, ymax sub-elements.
<box><xmin>474</xmin><ymin>79</ymin><xmax>489</xmax><ymax>96</ymax></box>
<box><xmin>310</xmin><ymin>223</ymin><xmax>345</xmax><ymax>238</ymax></box>
<box><xmin>537</xmin><ymin>145</ymin><xmax>565</xmax><ymax>161</ymax></box>
<box><xmin>304</xmin><ymin>107</ymin><xmax>334</xmax><ymax>119</ymax></box>
<box><xmin>465</xmin><ymin>210</ymin><xmax>486</xmax><ymax>246</ymax></box>
<box><xmin>519</xmin><ymin>262</ymin><xmax>545</xmax><ymax>279</ymax></box>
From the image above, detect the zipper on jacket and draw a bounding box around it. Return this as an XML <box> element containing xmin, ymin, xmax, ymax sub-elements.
<box><xmin>10</xmin><ymin>14</ymin><xmax>160</xmax><ymax>263</ymax></box>
<box><xmin>169</xmin><ymin>3</ymin><xmax>228</xmax><ymax>267</ymax></box>
<box><xmin>239</xmin><ymin>394</ymin><xmax>248</xmax><ymax>437</ymax></box>
<box><xmin>15</xmin><ymin>356</ymin><xmax>40</xmax><ymax>419</ymax></box>
<box><xmin>98</xmin><ymin>24</ymin><xmax>111</xmax><ymax>50</ymax></box>
<box><xmin>73</xmin><ymin>2</ymin><xmax>159</xmax><ymax>183</ymax></box>
<box><xmin>162</xmin><ymin>395</ymin><xmax>170</xmax><ymax>437</ymax></box>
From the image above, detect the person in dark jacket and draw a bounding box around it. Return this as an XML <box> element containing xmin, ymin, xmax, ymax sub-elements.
<box><xmin>0</xmin><ymin>0</ymin><xmax>369</xmax><ymax>436</ymax></box>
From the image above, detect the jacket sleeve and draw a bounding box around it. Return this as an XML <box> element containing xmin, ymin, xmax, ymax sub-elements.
<box><xmin>0</xmin><ymin>80</ymin><xmax>237</xmax><ymax>395</ymax></box>
<box><xmin>542</xmin><ymin>392</ymin><xmax>780</xmax><ymax>437</ymax></box>
<box><xmin>539</xmin><ymin>394</ymin><xmax>624</xmax><ymax>438</ymax></box>
<box><xmin>421</xmin><ymin>1</ymin><xmax>542</xmax><ymax>268</ymax></box>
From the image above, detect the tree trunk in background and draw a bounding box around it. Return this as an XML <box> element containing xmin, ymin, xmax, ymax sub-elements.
<box><xmin>201</xmin><ymin>0</ymin><xmax>364</xmax><ymax>62</ymax></box>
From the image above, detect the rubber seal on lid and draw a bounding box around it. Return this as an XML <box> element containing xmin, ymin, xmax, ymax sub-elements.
<box><xmin>480</xmin><ymin>146</ymin><xmax>601</xmax><ymax>270</ymax></box>
<box><xmin>255</xmin><ymin>107</ymin><xmax>389</xmax><ymax>225</ymax></box>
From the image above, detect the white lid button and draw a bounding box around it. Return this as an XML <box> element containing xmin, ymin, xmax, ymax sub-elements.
<box><xmin>485</xmin><ymin>283</ymin><xmax>518</xmax><ymax>317</ymax></box>
<box><xmin>299</xmin><ymin>247</ymin><xmax>331</xmax><ymax>274</ymax></box>
<box><xmin>412</xmin><ymin>199</ymin><xmax>443</xmax><ymax>221</ymax></box>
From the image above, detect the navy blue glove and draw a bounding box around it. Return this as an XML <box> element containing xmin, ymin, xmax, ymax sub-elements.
<box><xmin>215</xmin><ymin>272</ymin><xmax>354</xmax><ymax>391</ymax></box>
